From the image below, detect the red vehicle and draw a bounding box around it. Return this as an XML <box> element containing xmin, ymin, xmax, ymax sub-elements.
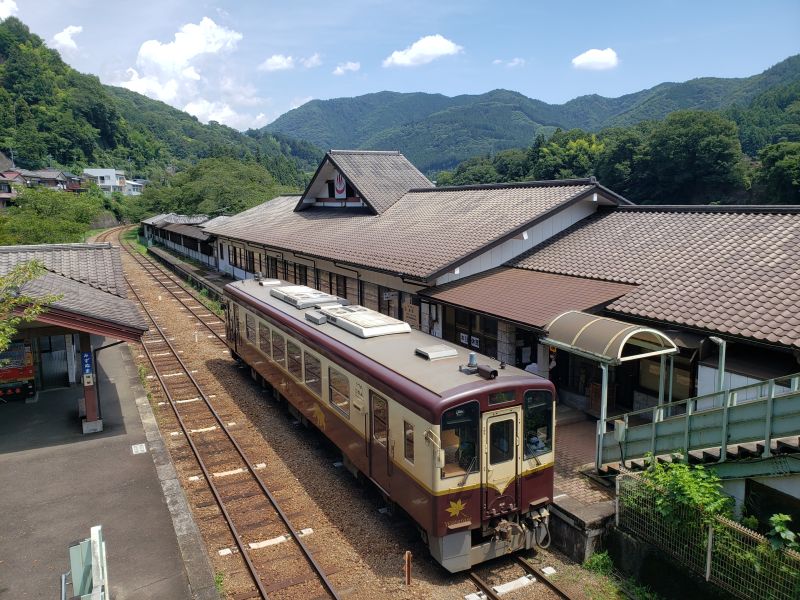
<box><xmin>225</xmin><ymin>280</ymin><xmax>555</xmax><ymax>572</ymax></box>
<box><xmin>0</xmin><ymin>341</ymin><xmax>35</xmax><ymax>400</ymax></box>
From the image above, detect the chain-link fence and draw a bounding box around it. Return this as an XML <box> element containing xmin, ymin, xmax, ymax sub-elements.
<box><xmin>616</xmin><ymin>471</ymin><xmax>800</xmax><ymax>600</ymax></box>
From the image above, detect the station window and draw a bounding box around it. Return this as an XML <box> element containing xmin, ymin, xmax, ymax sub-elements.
<box><xmin>287</xmin><ymin>341</ymin><xmax>302</xmax><ymax>379</ymax></box>
<box><xmin>303</xmin><ymin>351</ymin><xmax>321</xmax><ymax>396</ymax></box>
<box><xmin>489</xmin><ymin>419</ymin><xmax>514</xmax><ymax>465</ymax></box>
<box><xmin>328</xmin><ymin>367</ymin><xmax>350</xmax><ymax>416</ymax></box>
<box><xmin>245</xmin><ymin>313</ymin><xmax>256</xmax><ymax>343</ymax></box>
<box><xmin>488</xmin><ymin>390</ymin><xmax>515</xmax><ymax>405</ymax></box>
<box><xmin>371</xmin><ymin>392</ymin><xmax>388</xmax><ymax>447</ymax></box>
<box><xmin>440</xmin><ymin>402</ymin><xmax>479</xmax><ymax>478</ymax></box>
<box><xmin>523</xmin><ymin>390</ymin><xmax>553</xmax><ymax>459</ymax></box>
<box><xmin>335</xmin><ymin>274</ymin><xmax>347</xmax><ymax>299</ymax></box>
<box><xmin>258</xmin><ymin>322</ymin><xmax>271</xmax><ymax>356</ymax></box>
<box><xmin>272</xmin><ymin>332</ymin><xmax>286</xmax><ymax>367</ymax></box>
<box><xmin>296</xmin><ymin>264</ymin><xmax>308</xmax><ymax>286</ymax></box>
<box><xmin>404</xmin><ymin>421</ymin><xmax>414</xmax><ymax>463</ymax></box>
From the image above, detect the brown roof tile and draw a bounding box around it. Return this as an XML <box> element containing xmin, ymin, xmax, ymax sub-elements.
<box><xmin>510</xmin><ymin>206</ymin><xmax>800</xmax><ymax>348</ymax></box>
<box><xmin>421</xmin><ymin>267</ymin><xmax>637</xmax><ymax>329</ymax></box>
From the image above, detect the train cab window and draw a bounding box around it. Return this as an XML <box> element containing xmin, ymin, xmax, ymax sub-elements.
<box><xmin>258</xmin><ymin>322</ymin><xmax>271</xmax><ymax>356</ymax></box>
<box><xmin>488</xmin><ymin>390</ymin><xmax>515</xmax><ymax>405</ymax></box>
<box><xmin>489</xmin><ymin>419</ymin><xmax>514</xmax><ymax>465</ymax></box>
<box><xmin>287</xmin><ymin>341</ymin><xmax>302</xmax><ymax>379</ymax></box>
<box><xmin>523</xmin><ymin>390</ymin><xmax>553</xmax><ymax>459</ymax></box>
<box><xmin>440</xmin><ymin>402</ymin><xmax>479</xmax><ymax>478</ymax></box>
<box><xmin>272</xmin><ymin>332</ymin><xmax>286</xmax><ymax>367</ymax></box>
<box><xmin>404</xmin><ymin>421</ymin><xmax>414</xmax><ymax>463</ymax></box>
<box><xmin>328</xmin><ymin>367</ymin><xmax>350</xmax><ymax>416</ymax></box>
<box><xmin>371</xmin><ymin>392</ymin><xmax>388</xmax><ymax>447</ymax></box>
<box><xmin>245</xmin><ymin>313</ymin><xmax>256</xmax><ymax>343</ymax></box>
<box><xmin>303</xmin><ymin>351</ymin><xmax>321</xmax><ymax>396</ymax></box>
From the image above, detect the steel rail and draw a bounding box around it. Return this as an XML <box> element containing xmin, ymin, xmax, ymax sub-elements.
<box><xmin>124</xmin><ymin>273</ymin><xmax>340</xmax><ymax>599</ymax></box>
<box><xmin>514</xmin><ymin>556</ymin><xmax>574</xmax><ymax>600</ymax></box>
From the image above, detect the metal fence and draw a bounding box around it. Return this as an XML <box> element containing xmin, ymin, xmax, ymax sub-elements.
<box><xmin>616</xmin><ymin>471</ymin><xmax>800</xmax><ymax>600</ymax></box>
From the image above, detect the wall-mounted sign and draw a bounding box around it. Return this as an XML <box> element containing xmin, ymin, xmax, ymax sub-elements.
<box><xmin>81</xmin><ymin>352</ymin><xmax>93</xmax><ymax>375</ymax></box>
<box><xmin>459</xmin><ymin>332</ymin><xmax>469</xmax><ymax>345</ymax></box>
<box><xmin>470</xmin><ymin>336</ymin><xmax>480</xmax><ymax>349</ymax></box>
<box><xmin>334</xmin><ymin>171</ymin><xmax>346</xmax><ymax>199</ymax></box>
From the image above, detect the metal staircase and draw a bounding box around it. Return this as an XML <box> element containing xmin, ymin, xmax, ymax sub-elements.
<box><xmin>598</xmin><ymin>372</ymin><xmax>800</xmax><ymax>476</ymax></box>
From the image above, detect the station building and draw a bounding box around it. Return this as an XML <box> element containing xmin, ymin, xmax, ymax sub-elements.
<box><xmin>0</xmin><ymin>243</ymin><xmax>147</xmax><ymax>433</ymax></box>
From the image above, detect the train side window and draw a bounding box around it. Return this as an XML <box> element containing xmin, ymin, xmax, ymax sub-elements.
<box><xmin>258</xmin><ymin>321</ymin><xmax>271</xmax><ymax>356</ymax></box>
<box><xmin>440</xmin><ymin>402</ymin><xmax>479</xmax><ymax>478</ymax></box>
<box><xmin>303</xmin><ymin>352</ymin><xmax>321</xmax><ymax>396</ymax></box>
<box><xmin>489</xmin><ymin>419</ymin><xmax>514</xmax><ymax>465</ymax></box>
<box><xmin>328</xmin><ymin>367</ymin><xmax>350</xmax><ymax>416</ymax></box>
<box><xmin>272</xmin><ymin>332</ymin><xmax>286</xmax><ymax>367</ymax></box>
<box><xmin>287</xmin><ymin>341</ymin><xmax>302</xmax><ymax>379</ymax></box>
<box><xmin>523</xmin><ymin>390</ymin><xmax>553</xmax><ymax>459</ymax></box>
<box><xmin>245</xmin><ymin>313</ymin><xmax>256</xmax><ymax>343</ymax></box>
<box><xmin>404</xmin><ymin>421</ymin><xmax>414</xmax><ymax>463</ymax></box>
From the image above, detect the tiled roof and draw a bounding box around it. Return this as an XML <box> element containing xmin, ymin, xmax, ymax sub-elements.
<box><xmin>142</xmin><ymin>213</ymin><xmax>173</xmax><ymax>225</ymax></box>
<box><xmin>304</xmin><ymin>150</ymin><xmax>434</xmax><ymax>214</ymax></box>
<box><xmin>21</xmin><ymin>272</ymin><xmax>147</xmax><ymax>331</ymax></box>
<box><xmin>0</xmin><ymin>243</ymin><xmax>126</xmax><ymax>297</ymax></box>
<box><xmin>142</xmin><ymin>213</ymin><xmax>209</xmax><ymax>226</ymax></box>
<box><xmin>199</xmin><ymin>215</ymin><xmax>233</xmax><ymax>229</ymax></box>
<box><xmin>421</xmin><ymin>267</ymin><xmax>636</xmax><ymax>329</ymax></box>
<box><xmin>207</xmin><ymin>181</ymin><xmax>607</xmax><ymax>280</ymax></box>
<box><xmin>163</xmin><ymin>223</ymin><xmax>210</xmax><ymax>241</ymax></box>
<box><xmin>510</xmin><ymin>206</ymin><xmax>800</xmax><ymax>348</ymax></box>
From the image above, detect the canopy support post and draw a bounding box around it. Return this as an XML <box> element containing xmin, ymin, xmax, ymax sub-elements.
<box><xmin>596</xmin><ymin>363</ymin><xmax>609</xmax><ymax>470</ymax></box>
<box><xmin>657</xmin><ymin>354</ymin><xmax>667</xmax><ymax>421</ymax></box>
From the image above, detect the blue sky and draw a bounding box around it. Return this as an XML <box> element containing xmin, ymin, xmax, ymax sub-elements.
<box><xmin>4</xmin><ymin>0</ymin><xmax>799</xmax><ymax>130</ymax></box>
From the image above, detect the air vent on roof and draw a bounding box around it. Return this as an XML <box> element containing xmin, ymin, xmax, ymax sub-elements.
<box><xmin>415</xmin><ymin>344</ymin><xmax>459</xmax><ymax>360</ymax></box>
<box><xmin>318</xmin><ymin>305</ymin><xmax>411</xmax><ymax>338</ymax></box>
<box><xmin>305</xmin><ymin>310</ymin><xmax>327</xmax><ymax>325</ymax></box>
<box><xmin>270</xmin><ymin>286</ymin><xmax>340</xmax><ymax>308</ymax></box>
<box><xmin>259</xmin><ymin>279</ymin><xmax>282</xmax><ymax>286</ymax></box>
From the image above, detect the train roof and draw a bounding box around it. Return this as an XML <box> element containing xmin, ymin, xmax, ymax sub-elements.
<box><xmin>225</xmin><ymin>279</ymin><xmax>548</xmax><ymax>407</ymax></box>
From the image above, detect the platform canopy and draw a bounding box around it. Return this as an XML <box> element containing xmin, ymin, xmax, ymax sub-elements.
<box><xmin>542</xmin><ymin>310</ymin><xmax>677</xmax><ymax>365</ymax></box>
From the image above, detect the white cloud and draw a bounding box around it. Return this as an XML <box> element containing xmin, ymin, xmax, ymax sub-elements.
<box><xmin>259</xmin><ymin>54</ymin><xmax>295</xmax><ymax>71</ymax></box>
<box><xmin>290</xmin><ymin>96</ymin><xmax>313</xmax><ymax>109</ymax></box>
<box><xmin>301</xmin><ymin>53</ymin><xmax>322</xmax><ymax>68</ymax></box>
<box><xmin>136</xmin><ymin>17</ymin><xmax>241</xmax><ymax>75</ymax></box>
<box><xmin>51</xmin><ymin>25</ymin><xmax>83</xmax><ymax>51</ymax></box>
<box><xmin>121</xmin><ymin>68</ymin><xmax>180</xmax><ymax>103</ymax></box>
<box><xmin>0</xmin><ymin>0</ymin><xmax>17</xmax><ymax>20</ymax></box>
<box><xmin>183</xmin><ymin>98</ymin><xmax>268</xmax><ymax>130</ymax></box>
<box><xmin>493</xmin><ymin>57</ymin><xmax>525</xmax><ymax>68</ymax></box>
<box><xmin>332</xmin><ymin>61</ymin><xmax>360</xmax><ymax>76</ymax></box>
<box><xmin>571</xmin><ymin>47</ymin><xmax>618</xmax><ymax>70</ymax></box>
<box><xmin>383</xmin><ymin>34</ymin><xmax>463</xmax><ymax>68</ymax></box>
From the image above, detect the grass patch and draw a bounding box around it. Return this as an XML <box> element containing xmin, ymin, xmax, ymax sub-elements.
<box><xmin>214</xmin><ymin>572</ymin><xmax>224</xmax><ymax>593</ymax></box>
<box><xmin>584</xmin><ymin>551</ymin><xmax>614</xmax><ymax>577</ymax></box>
<box><xmin>122</xmin><ymin>227</ymin><xmax>149</xmax><ymax>255</ymax></box>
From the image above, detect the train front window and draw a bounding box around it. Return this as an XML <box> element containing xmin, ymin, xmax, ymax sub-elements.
<box><xmin>272</xmin><ymin>332</ymin><xmax>285</xmax><ymax>367</ymax></box>
<box><xmin>287</xmin><ymin>341</ymin><xmax>302</xmax><ymax>379</ymax></box>
<box><xmin>440</xmin><ymin>402</ymin><xmax>479</xmax><ymax>478</ymax></box>
<box><xmin>523</xmin><ymin>390</ymin><xmax>553</xmax><ymax>459</ymax></box>
<box><xmin>489</xmin><ymin>419</ymin><xmax>514</xmax><ymax>465</ymax></box>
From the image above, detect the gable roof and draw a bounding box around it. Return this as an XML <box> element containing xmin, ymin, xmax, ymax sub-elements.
<box><xmin>207</xmin><ymin>180</ymin><xmax>625</xmax><ymax>281</ymax></box>
<box><xmin>0</xmin><ymin>243</ymin><xmax>126</xmax><ymax>297</ymax></box>
<box><xmin>510</xmin><ymin>205</ymin><xmax>800</xmax><ymax>349</ymax></box>
<box><xmin>297</xmin><ymin>150</ymin><xmax>433</xmax><ymax>214</ymax></box>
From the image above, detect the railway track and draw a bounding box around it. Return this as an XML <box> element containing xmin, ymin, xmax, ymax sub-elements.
<box><xmin>467</xmin><ymin>556</ymin><xmax>574</xmax><ymax>600</ymax></box>
<box><xmin>113</xmin><ymin>230</ymin><xmax>341</xmax><ymax>599</ymax></box>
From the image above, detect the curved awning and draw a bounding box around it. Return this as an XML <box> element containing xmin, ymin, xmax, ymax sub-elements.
<box><xmin>542</xmin><ymin>311</ymin><xmax>677</xmax><ymax>365</ymax></box>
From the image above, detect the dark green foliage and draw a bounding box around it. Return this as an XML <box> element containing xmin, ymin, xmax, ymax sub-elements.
<box><xmin>0</xmin><ymin>17</ymin><xmax>319</xmax><ymax>186</ymax></box>
<box><xmin>767</xmin><ymin>514</ymin><xmax>800</xmax><ymax>552</ymax></box>
<box><xmin>757</xmin><ymin>142</ymin><xmax>800</xmax><ymax>204</ymax></box>
<box><xmin>639</xmin><ymin>459</ymin><xmax>733</xmax><ymax>521</ymax></box>
<box><xmin>583</xmin><ymin>550</ymin><xmax>614</xmax><ymax>576</ymax></box>
<box><xmin>266</xmin><ymin>56</ymin><xmax>800</xmax><ymax>173</ymax></box>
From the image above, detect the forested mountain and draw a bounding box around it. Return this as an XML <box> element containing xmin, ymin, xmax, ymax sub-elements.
<box><xmin>265</xmin><ymin>55</ymin><xmax>800</xmax><ymax>173</ymax></box>
<box><xmin>0</xmin><ymin>17</ymin><xmax>321</xmax><ymax>186</ymax></box>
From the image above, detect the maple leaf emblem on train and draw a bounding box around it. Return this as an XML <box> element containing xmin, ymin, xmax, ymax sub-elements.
<box><xmin>311</xmin><ymin>404</ymin><xmax>326</xmax><ymax>430</ymax></box>
<box><xmin>446</xmin><ymin>499</ymin><xmax>467</xmax><ymax>518</ymax></box>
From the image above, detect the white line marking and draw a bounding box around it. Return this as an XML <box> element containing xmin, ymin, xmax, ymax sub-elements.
<box><xmin>163</xmin><ymin>372</ymin><xmax>185</xmax><ymax>378</ymax></box>
<box><xmin>190</xmin><ymin>426</ymin><xmax>217</xmax><ymax>433</ymax></box>
<box><xmin>227</xmin><ymin>422</ymin><xmax>236</xmax><ymax>426</ymax></box>
<box><xmin>176</xmin><ymin>397</ymin><xmax>199</xmax><ymax>404</ymax></box>
<box><xmin>188</xmin><ymin>475</ymin><xmax>201</xmax><ymax>482</ymax></box>
<box><xmin>170</xmin><ymin>431</ymin><xmax>183</xmax><ymax>436</ymax></box>
<box><xmin>131</xmin><ymin>443</ymin><xmax>147</xmax><ymax>454</ymax></box>
<box><xmin>213</xmin><ymin>467</ymin><xmax>246</xmax><ymax>478</ymax></box>
<box><xmin>248</xmin><ymin>528</ymin><xmax>313</xmax><ymax>549</ymax></box>
<box><xmin>218</xmin><ymin>548</ymin><xmax>232</xmax><ymax>556</ymax></box>
<box><xmin>254</xmin><ymin>463</ymin><xmax>266</xmax><ymax>470</ymax></box>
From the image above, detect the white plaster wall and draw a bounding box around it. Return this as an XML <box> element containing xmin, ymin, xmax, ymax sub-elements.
<box><xmin>435</xmin><ymin>198</ymin><xmax>598</xmax><ymax>286</ymax></box>
<box><xmin>697</xmin><ymin>365</ymin><xmax>790</xmax><ymax>408</ymax></box>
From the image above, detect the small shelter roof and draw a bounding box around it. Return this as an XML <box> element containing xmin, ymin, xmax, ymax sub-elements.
<box><xmin>163</xmin><ymin>223</ymin><xmax>210</xmax><ymax>241</ymax></box>
<box><xmin>543</xmin><ymin>310</ymin><xmax>677</xmax><ymax>365</ymax></box>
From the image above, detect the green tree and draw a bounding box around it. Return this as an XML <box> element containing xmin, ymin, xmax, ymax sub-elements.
<box><xmin>0</xmin><ymin>260</ymin><xmax>59</xmax><ymax>353</ymax></box>
<box><xmin>757</xmin><ymin>141</ymin><xmax>800</xmax><ymax>203</ymax></box>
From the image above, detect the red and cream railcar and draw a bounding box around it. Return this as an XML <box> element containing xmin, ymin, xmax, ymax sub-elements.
<box><xmin>224</xmin><ymin>280</ymin><xmax>555</xmax><ymax>572</ymax></box>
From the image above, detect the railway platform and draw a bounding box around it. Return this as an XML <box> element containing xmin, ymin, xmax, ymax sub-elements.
<box><xmin>0</xmin><ymin>338</ymin><xmax>217</xmax><ymax>600</ymax></box>
<box><xmin>148</xmin><ymin>244</ymin><xmax>232</xmax><ymax>300</ymax></box>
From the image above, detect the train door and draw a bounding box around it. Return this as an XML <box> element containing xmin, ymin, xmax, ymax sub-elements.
<box><xmin>228</xmin><ymin>303</ymin><xmax>240</xmax><ymax>351</ymax></box>
<box><xmin>369</xmin><ymin>391</ymin><xmax>392</xmax><ymax>494</ymax></box>
<box><xmin>481</xmin><ymin>409</ymin><xmax>520</xmax><ymax>518</ymax></box>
